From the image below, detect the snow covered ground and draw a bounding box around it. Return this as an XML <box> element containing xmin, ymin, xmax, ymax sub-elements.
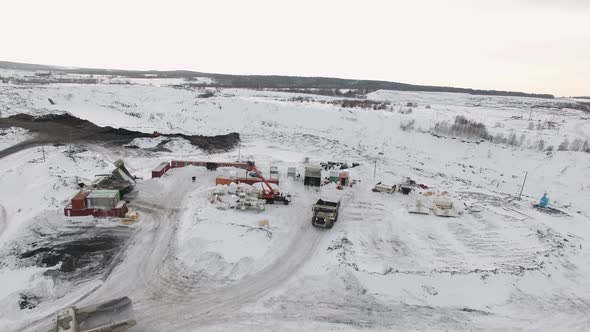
<box><xmin>0</xmin><ymin>127</ymin><xmax>31</xmax><ymax>150</ymax></box>
<box><xmin>1</xmin><ymin>77</ymin><xmax>590</xmax><ymax>331</ymax></box>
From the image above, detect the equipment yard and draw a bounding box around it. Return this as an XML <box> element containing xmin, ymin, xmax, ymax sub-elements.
<box><xmin>1</xmin><ymin>70</ymin><xmax>590</xmax><ymax>331</ymax></box>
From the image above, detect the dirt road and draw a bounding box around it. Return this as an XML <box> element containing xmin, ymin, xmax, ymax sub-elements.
<box><xmin>66</xmin><ymin>168</ymin><xmax>323</xmax><ymax>331</ymax></box>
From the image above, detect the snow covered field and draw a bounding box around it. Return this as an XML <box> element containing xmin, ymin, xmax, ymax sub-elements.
<box><xmin>1</xmin><ymin>77</ymin><xmax>589</xmax><ymax>331</ymax></box>
<box><xmin>0</xmin><ymin>127</ymin><xmax>31</xmax><ymax>151</ymax></box>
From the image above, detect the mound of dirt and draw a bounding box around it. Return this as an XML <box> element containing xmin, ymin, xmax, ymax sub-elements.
<box><xmin>0</xmin><ymin>113</ymin><xmax>240</xmax><ymax>154</ymax></box>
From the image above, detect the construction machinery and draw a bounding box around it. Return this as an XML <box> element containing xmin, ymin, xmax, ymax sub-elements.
<box><xmin>167</xmin><ymin>160</ymin><xmax>291</xmax><ymax>205</ymax></box>
<box><xmin>400</xmin><ymin>185</ymin><xmax>412</xmax><ymax>195</ymax></box>
<box><xmin>54</xmin><ymin>296</ymin><xmax>136</xmax><ymax>332</ymax></box>
<box><xmin>312</xmin><ymin>199</ymin><xmax>340</xmax><ymax>229</ymax></box>
<box><xmin>373</xmin><ymin>182</ymin><xmax>396</xmax><ymax>193</ymax></box>
<box><xmin>90</xmin><ymin>160</ymin><xmax>136</xmax><ymax>195</ymax></box>
<box><xmin>122</xmin><ymin>210</ymin><xmax>139</xmax><ymax>225</ymax></box>
<box><xmin>400</xmin><ymin>177</ymin><xmax>416</xmax><ymax>195</ymax></box>
<box><xmin>249</xmin><ymin>166</ymin><xmax>291</xmax><ymax>205</ymax></box>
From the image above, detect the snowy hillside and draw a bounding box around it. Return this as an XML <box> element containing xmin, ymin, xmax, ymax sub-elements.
<box><xmin>0</xmin><ymin>76</ymin><xmax>589</xmax><ymax>331</ymax></box>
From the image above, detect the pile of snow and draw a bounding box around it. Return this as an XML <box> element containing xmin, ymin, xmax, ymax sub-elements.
<box><xmin>125</xmin><ymin>136</ymin><xmax>168</xmax><ymax>149</ymax></box>
<box><xmin>176</xmin><ymin>184</ymin><xmax>272</xmax><ymax>280</ymax></box>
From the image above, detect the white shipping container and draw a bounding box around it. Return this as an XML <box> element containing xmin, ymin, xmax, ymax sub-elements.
<box><xmin>86</xmin><ymin>190</ymin><xmax>120</xmax><ymax>209</ymax></box>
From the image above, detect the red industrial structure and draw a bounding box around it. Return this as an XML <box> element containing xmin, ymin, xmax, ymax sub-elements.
<box><xmin>170</xmin><ymin>160</ymin><xmax>254</xmax><ymax>171</ymax></box>
<box><xmin>151</xmin><ymin>162</ymin><xmax>171</xmax><ymax>178</ymax></box>
<box><xmin>154</xmin><ymin>160</ymin><xmax>257</xmax><ymax>178</ymax></box>
<box><xmin>248</xmin><ymin>166</ymin><xmax>287</xmax><ymax>203</ymax></box>
<box><xmin>215</xmin><ymin>176</ymin><xmax>279</xmax><ymax>186</ymax></box>
<box><xmin>156</xmin><ymin>159</ymin><xmax>290</xmax><ymax>204</ymax></box>
<box><xmin>64</xmin><ymin>190</ymin><xmax>128</xmax><ymax>218</ymax></box>
<box><xmin>339</xmin><ymin>172</ymin><xmax>350</xmax><ymax>186</ymax></box>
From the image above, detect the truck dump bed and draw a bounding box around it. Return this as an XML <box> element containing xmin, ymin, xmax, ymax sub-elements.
<box><xmin>314</xmin><ymin>199</ymin><xmax>339</xmax><ymax>208</ymax></box>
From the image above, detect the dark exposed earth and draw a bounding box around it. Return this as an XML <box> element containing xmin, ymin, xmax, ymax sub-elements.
<box><xmin>0</xmin><ymin>113</ymin><xmax>240</xmax><ymax>159</ymax></box>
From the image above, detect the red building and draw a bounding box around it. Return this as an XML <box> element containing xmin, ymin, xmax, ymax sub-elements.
<box><xmin>151</xmin><ymin>162</ymin><xmax>171</xmax><ymax>178</ymax></box>
<box><xmin>64</xmin><ymin>190</ymin><xmax>128</xmax><ymax>218</ymax></box>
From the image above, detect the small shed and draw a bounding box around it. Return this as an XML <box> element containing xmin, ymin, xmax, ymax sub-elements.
<box><xmin>339</xmin><ymin>171</ymin><xmax>349</xmax><ymax>186</ymax></box>
<box><xmin>329</xmin><ymin>170</ymin><xmax>339</xmax><ymax>183</ymax></box>
<box><xmin>304</xmin><ymin>166</ymin><xmax>322</xmax><ymax>187</ymax></box>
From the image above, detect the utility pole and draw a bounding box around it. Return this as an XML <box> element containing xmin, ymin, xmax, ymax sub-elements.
<box><xmin>518</xmin><ymin>171</ymin><xmax>528</xmax><ymax>200</ymax></box>
<box><xmin>41</xmin><ymin>144</ymin><xmax>45</xmax><ymax>162</ymax></box>
<box><xmin>237</xmin><ymin>142</ymin><xmax>241</xmax><ymax>161</ymax></box>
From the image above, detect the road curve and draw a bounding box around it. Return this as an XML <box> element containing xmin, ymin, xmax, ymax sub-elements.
<box><xmin>98</xmin><ymin>172</ymin><xmax>323</xmax><ymax>331</ymax></box>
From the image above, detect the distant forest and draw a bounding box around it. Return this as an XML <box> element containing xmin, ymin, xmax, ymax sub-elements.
<box><xmin>0</xmin><ymin>61</ymin><xmax>555</xmax><ymax>99</ymax></box>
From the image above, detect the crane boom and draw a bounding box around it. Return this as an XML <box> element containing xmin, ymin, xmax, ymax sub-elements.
<box><xmin>252</xmin><ymin>166</ymin><xmax>274</xmax><ymax>195</ymax></box>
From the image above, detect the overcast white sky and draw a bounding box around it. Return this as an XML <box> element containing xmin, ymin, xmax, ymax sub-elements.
<box><xmin>1</xmin><ymin>0</ymin><xmax>589</xmax><ymax>96</ymax></box>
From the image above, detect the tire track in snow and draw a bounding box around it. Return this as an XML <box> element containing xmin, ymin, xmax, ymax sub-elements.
<box><xmin>133</xmin><ymin>209</ymin><xmax>324</xmax><ymax>330</ymax></box>
<box><xmin>135</xmin><ymin>185</ymin><xmax>358</xmax><ymax>330</ymax></box>
<box><xmin>67</xmin><ymin>170</ymin><xmax>323</xmax><ymax>331</ymax></box>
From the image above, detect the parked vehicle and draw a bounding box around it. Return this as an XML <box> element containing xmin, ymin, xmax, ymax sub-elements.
<box><xmin>55</xmin><ymin>296</ymin><xmax>135</xmax><ymax>332</ymax></box>
<box><xmin>250</xmin><ymin>167</ymin><xmax>291</xmax><ymax>204</ymax></box>
<box><xmin>372</xmin><ymin>182</ymin><xmax>396</xmax><ymax>193</ymax></box>
<box><xmin>312</xmin><ymin>199</ymin><xmax>340</xmax><ymax>228</ymax></box>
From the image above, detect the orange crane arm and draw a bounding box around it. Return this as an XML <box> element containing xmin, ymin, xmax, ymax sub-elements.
<box><xmin>252</xmin><ymin>166</ymin><xmax>274</xmax><ymax>195</ymax></box>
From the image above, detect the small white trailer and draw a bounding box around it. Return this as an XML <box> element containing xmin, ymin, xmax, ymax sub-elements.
<box><xmin>372</xmin><ymin>182</ymin><xmax>396</xmax><ymax>193</ymax></box>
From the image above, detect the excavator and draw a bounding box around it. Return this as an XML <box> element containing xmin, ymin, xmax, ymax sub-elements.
<box><xmin>249</xmin><ymin>165</ymin><xmax>291</xmax><ymax>205</ymax></box>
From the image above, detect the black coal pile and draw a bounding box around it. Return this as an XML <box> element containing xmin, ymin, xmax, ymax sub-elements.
<box><xmin>0</xmin><ymin>113</ymin><xmax>240</xmax><ymax>153</ymax></box>
<box><xmin>18</xmin><ymin>226</ymin><xmax>133</xmax><ymax>281</ymax></box>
